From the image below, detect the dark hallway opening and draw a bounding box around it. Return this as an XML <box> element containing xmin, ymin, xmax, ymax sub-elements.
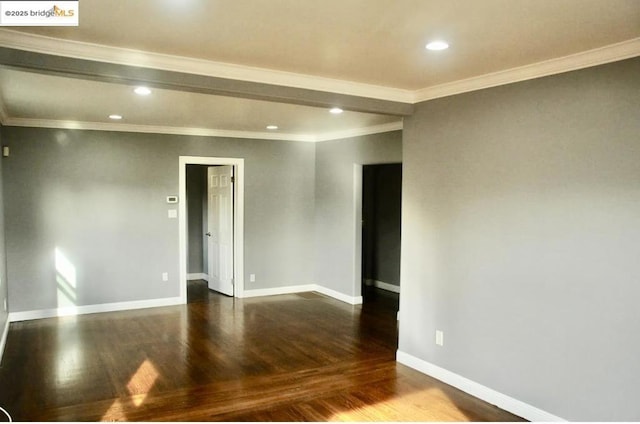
<box><xmin>361</xmin><ymin>163</ymin><xmax>402</xmax><ymax>309</ymax></box>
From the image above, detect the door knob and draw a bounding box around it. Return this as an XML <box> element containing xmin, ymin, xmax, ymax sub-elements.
<box><xmin>205</xmin><ymin>232</ymin><xmax>211</xmax><ymax>237</ymax></box>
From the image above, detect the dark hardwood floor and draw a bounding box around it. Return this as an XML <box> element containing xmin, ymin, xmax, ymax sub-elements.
<box><xmin>0</xmin><ymin>281</ymin><xmax>523</xmax><ymax>421</ymax></box>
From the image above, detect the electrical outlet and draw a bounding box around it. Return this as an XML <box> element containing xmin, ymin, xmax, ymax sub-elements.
<box><xmin>435</xmin><ymin>330</ymin><xmax>444</xmax><ymax>346</ymax></box>
<box><xmin>162</xmin><ymin>272</ymin><xmax>169</xmax><ymax>282</ymax></box>
<box><xmin>250</xmin><ymin>274</ymin><xmax>256</xmax><ymax>282</ymax></box>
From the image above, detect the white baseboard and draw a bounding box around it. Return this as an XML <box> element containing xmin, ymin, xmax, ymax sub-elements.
<box><xmin>396</xmin><ymin>350</ymin><xmax>566</xmax><ymax>422</ymax></box>
<box><xmin>0</xmin><ymin>317</ymin><xmax>9</xmax><ymax>365</ymax></box>
<box><xmin>8</xmin><ymin>296</ymin><xmax>184</xmax><ymax>322</ymax></box>
<box><xmin>187</xmin><ymin>273</ymin><xmax>208</xmax><ymax>281</ymax></box>
<box><xmin>364</xmin><ymin>278</ymin><xmax>400</xmax><ymax>294</ymax></box>
<box><xmin>314</xmin><ymin>285</ymin><xmax>363</xmax><ymax>305</ymax></box>
<box><xmin>242</xmin><ymin>284</ymin><xmax>317</xmax><ymax>298</ymax></box>
<box><xmin>8</xmin><ymin>284</ymin><xmax>363</xmax><ymax>323</ymax></box>
<box><xmin>242</xmin><ymin>284</ymin><xmax>363</xmax><ymax>305</ymax></box>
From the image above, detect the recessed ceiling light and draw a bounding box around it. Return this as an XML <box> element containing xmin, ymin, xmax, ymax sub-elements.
<box><xmin>426</xmin><ymin>40</ymin><xmax>449</xmax><ymax>51</ymax></box>
<box><xmin>109</xmin><ymin>114</ymin><xmax>123</xmax><ymax>120</ymax></box>
<box><xmin>134</xmin><ymin>86</ymin><xmax>152</xmax><ymax>96</ymax></box>
<box><xmin>266</xmin><ymin>125</ymin><xmax>278</xmax><ymax>130</ymax></box>
<box><xmin>329</xmin><ymin>107</ymin><xmax>343</xmax><ymax>114</ymax></box>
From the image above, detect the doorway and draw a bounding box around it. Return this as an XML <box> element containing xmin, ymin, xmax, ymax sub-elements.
<box><xmin>361</xmin><ymin>163</ymin><xmax>402</xmax><ymax>308</ymax></box>
<box><xmin>179</xmin><ymin>156</ymin><xmax>245</xmax><ymax>303</ymax></box>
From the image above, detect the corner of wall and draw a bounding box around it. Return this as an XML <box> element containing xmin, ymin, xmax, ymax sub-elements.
<box><xmin>0</xmin><ymin>318</ymin><xmax>9</xmax><ymax>364</ymax></box>
<box><xmin>396</xmin><ymin>350</ymin><xmax>566</xmax><ymax>422</ymax></box>
<box><xmin>0</xmin><ymin>124</ymin><xmax>9</xmax><ymax>363</ymax></box>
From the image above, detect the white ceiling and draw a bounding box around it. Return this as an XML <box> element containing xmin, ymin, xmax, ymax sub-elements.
<box><xmin>10</xmin><ymin>0</ymin><xmax>640</xmax><ymax>89</ymax></box>
<box><xmin>0</xmin><ymin>68</ymin><xmax>400</xmax><ymax>142</ymax></box>
<box><xmin>0</xmin><ymin>0</ymin><xmax>639</xmax><ymax>140</ymax></box>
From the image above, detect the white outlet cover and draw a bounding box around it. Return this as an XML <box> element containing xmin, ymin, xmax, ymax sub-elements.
<box><xmin>162</xmin><ymin>272</ymin><xmax>169</xmax><ymax>281</ymax></box>
<box><xmin>168</xmin><ymin>209</ymin><xmax>178</xmax><ymax>218</ymax></box>
<box><xmin>436</xmin><ymin>330</ymin><xmax>444</xmax><ymax>346</ymax></box>
<box><xmin>250</xmin><ymin>274</ymin><xmax>256</xmax><ymax>282</ymax></box>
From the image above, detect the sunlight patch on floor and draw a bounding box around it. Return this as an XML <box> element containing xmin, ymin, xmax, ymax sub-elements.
<box><xmin>329</xmin><ymin>387</ymin><xmax>470</xmax><ymax>421</ymax></box>
<box><xmin>101</xmin><ymin>359</ymin><xmax>161</xmax><ymax>421</ymax></box>
<box><xmin>101</xmin><ymin>399</ymin><xmax>125</xmax><ymax>421</ymax></box>
<box><xmin>126</xmin><ymin>359</ymin><xmax>160</xmax><ymax>406</ymax></box>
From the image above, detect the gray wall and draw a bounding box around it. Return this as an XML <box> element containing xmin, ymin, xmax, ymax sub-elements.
<box><xmin>186</xmin><ymin>165</ymin><xmax>207</xmax><ymax>274</ymax></box>
<box><xmin>2</xmin><ymin>128</ymin><xmax>316</xmax><ymax>312</ymax></box>
<box><xmin>363</xmin><ymin>164</ymin><xmax>402</xmax><ymax>286</ymax></box>
<box><xmin>0</xmin><ymin>126</ymin><xmax>8</xmax><ymax>337</ymax></box>
<box><xmin>400</xmin><ymin>57</ymin><xmax>640</xmax><ymax>421</ymax></box>
<box><xmin>315</xmin><ymin>131</ymin><xmax>402</xmax><ymax>296</ymax></box>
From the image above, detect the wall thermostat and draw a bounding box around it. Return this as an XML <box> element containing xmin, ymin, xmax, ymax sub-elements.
<box><xmin>166</xmin><ymin>196</ymin><xmax>178</xmax><ymax>204</ymax></box>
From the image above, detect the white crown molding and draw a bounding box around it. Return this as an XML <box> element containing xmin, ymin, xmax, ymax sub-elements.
<box><xmin>0</xmin><ymin>30</ymin><xmax>637</xmax><ymax>137</ymax></box>
<box><xmin>2</xmin><ymin>116</ymin><xmax>402</xmax><ymax>143</ymax></box>
<box><xmin>3</xmin><ymin>117</ymin><xmax>317</xmax><ymax>142</ymax></box>
<box><xmin>413</xmin><ymin>37</ymin><xmax>640</xmax><ymax>103</ymax></box>
<box><xmin>314</xmin><ymin>121</ymin><xmax>403</xmax><ymax>142</ymax></box>
<box><xmin>1</xmin><ymin>30</ymin><xmax>637</xmax><ymax>107</ymax></box>
<box><xmin>0</xmin><ymin>29</ymin><xmax>414</xmax><ymax>103</ymax></box>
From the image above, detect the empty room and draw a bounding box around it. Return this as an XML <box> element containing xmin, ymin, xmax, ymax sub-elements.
<box><xmin>0</xmin><ymin>0</ymin><xmax>638</xmax><ymax>421</ymax></box>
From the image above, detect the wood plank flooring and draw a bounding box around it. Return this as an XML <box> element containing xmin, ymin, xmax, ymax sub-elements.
<box><xmin>0</xmin><ymin>282</ymin><xmax>524</xmax><ymax>421</ymax></box>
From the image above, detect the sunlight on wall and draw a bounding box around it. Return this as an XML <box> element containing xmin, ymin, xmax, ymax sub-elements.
<box><xmin>55</xmin><ymin>247</ymin><xmax>77</xmax><ymax>308</ymax></box>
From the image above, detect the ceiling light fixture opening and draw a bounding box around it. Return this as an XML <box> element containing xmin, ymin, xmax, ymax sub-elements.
<box><xmin>329</xmin><ymin>107</ymin><xmax>343</xmax><ymax>114</ymax></box>
<box><xmin>109</xmin><ymin>114</ymin><xmax>123</xmax><ymax>120</ymax></box>
<box><xmin>426</xmin><ymin>40</ymin><xmax>449</xmax><ymax>51</ymax></box>
<box><xmin>134</xmin><ymin>86</ymin><xmax>152</xmax><ymax>96</ymax></box>
<box><xmin>266</xmin><ymin>125</ymin><xmax>278</xmax><ymax>130</ymax></box>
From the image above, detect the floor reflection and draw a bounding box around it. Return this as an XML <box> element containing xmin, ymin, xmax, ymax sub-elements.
<box><xmin>0</xmin><ymin>281</ymin><xmax>522</xmax><ymax>422</ymax></box>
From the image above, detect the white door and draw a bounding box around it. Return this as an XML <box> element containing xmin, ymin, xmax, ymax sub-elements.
<box><xmin>207</xmin><ymin>165</ymin><xmax>234</xmax><ymax>296</ymax></box>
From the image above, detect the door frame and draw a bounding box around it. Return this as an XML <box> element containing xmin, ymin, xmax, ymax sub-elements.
<box><xmin>353</xmin><ymin>161</ymin><xmax>403</xmax><ymax>302</ymax></box>
<box><xmin>353</xmin><ymin>164</ymin><xmax>363</xmax><ymax>301</ymax></box>
<box><xmin>179</xmin><ymin>156</ymin><xmax>245</xmax><ymax>302</ymax></box>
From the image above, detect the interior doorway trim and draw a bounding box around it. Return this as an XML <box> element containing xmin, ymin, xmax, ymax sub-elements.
<box><xmin>354</xmin><ymin>161</ymin><xmax>403</xmax><ymax>305</ymax></box>
<box><xmin>353</xmin><ymin>164</ymin><xmax>363</xmax><ymax>301</ymax></box>
<box><xmin>178</xmin><ymin>156</ymin><xmax>245</xmax><ymax>302</ymax></box>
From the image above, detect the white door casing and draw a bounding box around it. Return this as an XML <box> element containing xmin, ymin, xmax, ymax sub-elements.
<box><xmin>178</xmin><ymin>156</ymin><xmax>244</xmax><ymax>303</ymax></box>
<box><xmin>207</xmin><ymin>165</ymin><xmax>234</xmax><ymax>296</ymax></box>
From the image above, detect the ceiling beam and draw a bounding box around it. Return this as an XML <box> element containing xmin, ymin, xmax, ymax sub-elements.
<box><xmin>0</xmin><ymin>47</ymin><xmax>414</xmax><ymax>117</ymax></box>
